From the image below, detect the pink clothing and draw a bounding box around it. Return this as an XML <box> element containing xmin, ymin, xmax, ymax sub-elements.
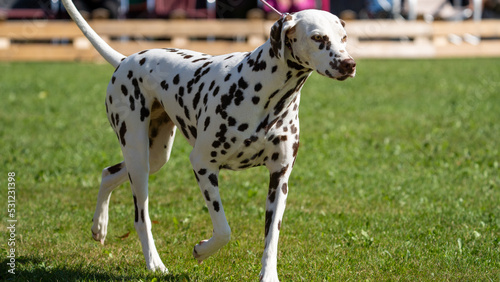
<box><xmin>262</xmin><ymin>0</ymin><xmax>330</xmax><ymax>13</ymax></box>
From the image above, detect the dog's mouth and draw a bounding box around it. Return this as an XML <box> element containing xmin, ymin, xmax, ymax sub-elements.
<box><xmin>322</xmin><ymin>68</ymin><xmax>356</xmax><ymax>81</ymax></box>
<box><xmin>335</xmin><ymin>70</ymin><xmax>356</xmax><ymax>81</ymax></box>
<box><xmin>335</xmin><ymin>74</ymin><xmax>351</xmax><ymax>81</ymax></box>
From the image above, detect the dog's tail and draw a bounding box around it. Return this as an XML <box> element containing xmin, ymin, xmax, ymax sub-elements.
<box><xmin>62</xmin><ymin>0</ymin><xmax>125</xmax><ymax>68</ymax></box>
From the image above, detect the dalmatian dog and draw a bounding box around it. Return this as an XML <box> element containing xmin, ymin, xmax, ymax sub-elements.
<box><xmin>62</xmin><ymin>0</ymin><xmax>355</xmax><ymax>280</ymax></box>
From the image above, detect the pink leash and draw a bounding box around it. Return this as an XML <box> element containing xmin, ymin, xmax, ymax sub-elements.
<box><xmin>260</xmin><ymin>0</ymin><xmax>286</xmax><ymax>18</ymax></box>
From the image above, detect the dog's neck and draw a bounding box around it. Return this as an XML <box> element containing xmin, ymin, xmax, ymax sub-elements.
<box><xmin>243</xmin><ymin>41</ymin><xmax>313</xmax><ymax>119</ymax></box>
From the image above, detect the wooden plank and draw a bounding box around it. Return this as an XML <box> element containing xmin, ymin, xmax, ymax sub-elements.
<box><xmin>349</xmin><ymin>41</ymin><xmax>435</xmax><ymax>58</ymax></box>
<box><xmin>435</xmin><ymin>41</ymin><xmax>500</xmax><ymax>57</ymax></box>
<box><xmin>346</xmin><ymin>20</ymin><xmax>433</xmax><ymax>39</ymax></box>
<box><xmin>90</xmin><ymin>19</ymin><xmax>268</xmax><ymax>37</ymax></box>
<box><xmin>433</xmin><ymin>20</ymin><xmax>500</xmax><ymax>37</ymax></box>
<box><xmin>0</xmin><ymin>19</ymin><xmax>268</xmax><ymax>39</ymax></box>
<box><xmin>164</xmin><ymin>19</ymin><xmax>267</xmax><ymax>36</ymax></box>
<box><xmin>0</xmin><ymin>37</ymin><xmax>10</xmax><ymax>49</ymax></box>
<box><xmin>0</xmin><ymin>21</ymin><xmax>82</xmax><ymax>39</ymax></box>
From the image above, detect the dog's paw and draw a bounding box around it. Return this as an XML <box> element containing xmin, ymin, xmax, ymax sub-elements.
<box><xmin>148</xmin><ymin>261</ymin><xmax>168</xmax><ymax>273</ymax></box>
<box><xmin>143</xmin><ymin>244</ymin><xmax>168</xmax><ymax>273</ymax></box>
<box><xmin>192</xmin><ymin>233</ymin><xmax>229</xmax><ymax>263</ymax></box>
<box><xmin>91</xmin><ymin>226</ymin><xmax>106</xmax><ymax>245</ymax></box>
<box><xmin>259</xmin><ymin>271</ymin><xmax>280</xmax><ymax>282</ymax></box>
<box><xmin>192</xmin><ymin>240</ymin><xmax>210</xmax><ymax>263</ymax></box>
<box><xmin>91</xmin><ymin>215</ymin><xmax>108</xmax><ymax>245</ymax></box>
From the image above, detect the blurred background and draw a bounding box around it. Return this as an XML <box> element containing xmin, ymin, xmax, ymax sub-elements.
<box><xmin>1</xmin><ymin>0</ymin><xmax>500</xmax><ymax>20</ymax></box>
<box><xmin>0</xmin><ymin>0</ymin><xmax>499</xmax><ymax>61</ymax></box>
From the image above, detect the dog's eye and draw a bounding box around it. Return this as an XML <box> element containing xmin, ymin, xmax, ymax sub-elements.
<box><xmin>311</xmin><ymin>35</ymin><xmax>323</xmax><ymax>41</ymax></box>
<box><xmin>341</xmin><ymin>35</ymin><xmax>347</xmax><ymax>43</ymax></box>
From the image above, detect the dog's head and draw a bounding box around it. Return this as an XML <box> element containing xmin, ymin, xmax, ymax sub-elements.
<box><xmin>270</xmin><ymin>10</ymin><xmax>356</xmax><ymax>81</ymax></box>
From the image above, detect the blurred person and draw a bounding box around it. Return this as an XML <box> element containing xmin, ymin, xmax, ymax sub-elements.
<box><xmin>482</xmin><ymin>0</ymin><xmax>500</xmax><ymax>18</ymax></box>
<box><xmin>448</xmin><ymin>0</ymin><xmax>469</xmax><ymax>5</ymax></box>
<box><xmin>155</xmin><ymin>0</ymin><xmax>188</xmax><ymax>18</ymax></box>
<box><xmin>216</xmin><ymin>0</ymin><xmax>258</xmax><ymax>18</ymax></box>
<box><xmin>263</xmin><ymin>0</ymin><xmax>317</xmax><ymax>13</ymax></box>
<box><xmin>126</xmin><ymin>0</ymin><xmax>148</xmax><ymax>18</ymax></box>
<box><xmin>73</xmin><ymin>0</ymin><xmax>119</xmax><ymax>19</ymax></box>
<box><xmin>444</xmin><ymin>0</ymin><xmax>500</xmax><ymax>19</ymax></box>
<box><xmin>155</xmin><ymin>0</ymin><xmax>210</xmax><ymax>19</ymax></box>
<box><xmin>262</xmin><ymin>0</ymin><xmax>329</xmax><ymax>19</ymax></box>
<box><xmin>330</xmin><ymin>0</ymin><xmax>365</xmax><ymax>20</ymax></box>
<box><xmin>430</xmin><ymin>0</ymin><xmax>471</xmax><ymax>20</ymax></box>
<box><xmin>365</xmin><ymin>0</ymin><xmax>393</xmax><ymax>18</ymax></box>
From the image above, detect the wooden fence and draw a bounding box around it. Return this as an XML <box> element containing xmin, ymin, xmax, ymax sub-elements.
<box><xmin>0</xmin><ymin>19</ymin><xmax>499</xmax><ymax>61</ymax></box>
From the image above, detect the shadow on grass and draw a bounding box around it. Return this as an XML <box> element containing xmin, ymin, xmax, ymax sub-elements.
<box><xmin>1</xmin><ymin>256</ymin><xmax>200</xmax><ymax>281</ymax></box>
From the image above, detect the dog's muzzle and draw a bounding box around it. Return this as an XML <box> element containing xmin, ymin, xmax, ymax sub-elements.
<box><xmin>326</xmin><ymin>58</ymin><xmax>356</xmax><ymax>81</ymax></box>
<box><xmin>336</xmin><ymin>58</ymin><xmax>356</xmax><ymax>81</ymax></box>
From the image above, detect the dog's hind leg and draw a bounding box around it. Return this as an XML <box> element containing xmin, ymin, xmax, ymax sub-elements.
<box><xmin>92</xmin><ymin>102</ymin><xmax>175</xmax><ymax>245</ymax></box>
<box><xmin>121</xmin><ymin>112</ymin><xmax>167</xmax><ymax>272</ymax></box>
<box><xmin>92</xmin><ymin>162</ymin><xmax>128</xmax><ymax>244</ymax></box>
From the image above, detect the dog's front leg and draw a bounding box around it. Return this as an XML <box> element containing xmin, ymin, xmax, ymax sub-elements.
<box><xmin>260</xmin><ymin>161</ymin><xmax>294</xmax><ymax>282</ymax></box>
<box><xmin>191</xmin><ymin>153</ymin><xmax>231</xmax><ymax>263</ymax></box>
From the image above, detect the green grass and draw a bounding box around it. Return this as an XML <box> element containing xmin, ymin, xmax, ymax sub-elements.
<box><xmin>1</xmin><ymin>58</ymin><xmax>499</xmax><ymax>281</ymax></box>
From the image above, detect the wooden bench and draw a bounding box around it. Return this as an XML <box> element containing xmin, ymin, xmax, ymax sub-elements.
<box><xmin>432</xmin><ymin>20</ymin><xmax>500</xmax><ymax>57</ymax></box>
<box><xmin>0</xmin><ymin>19</ymin><xmax>269</xmax><ymax>61</ymax></box>
<box><xmin>0</xmin><ymin>19</ymin><xmax>499</xmax><ymax>61</ymax></box>
<box><xmin>345</xmin><ymin>19</ymin><xmax>500</xmax><ymax>58</ymax></box>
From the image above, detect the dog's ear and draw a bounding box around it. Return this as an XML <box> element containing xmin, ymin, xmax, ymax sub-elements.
<box><xmin>270</xmin><ymin>14</ymin><xmax>297</xmax><ymax>60</ymax></box>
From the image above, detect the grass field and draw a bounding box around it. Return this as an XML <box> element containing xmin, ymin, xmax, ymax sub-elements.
<box><xmin>1</xmin><ymin>58</ymin><xmax>499</xmax><ymax>281</ymax></box>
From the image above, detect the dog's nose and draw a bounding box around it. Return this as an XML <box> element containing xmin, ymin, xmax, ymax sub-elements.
<box><xmin>339</xmin><ymin>58</ymin><xmax>356</xmax><ymax>75</ymax></box>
